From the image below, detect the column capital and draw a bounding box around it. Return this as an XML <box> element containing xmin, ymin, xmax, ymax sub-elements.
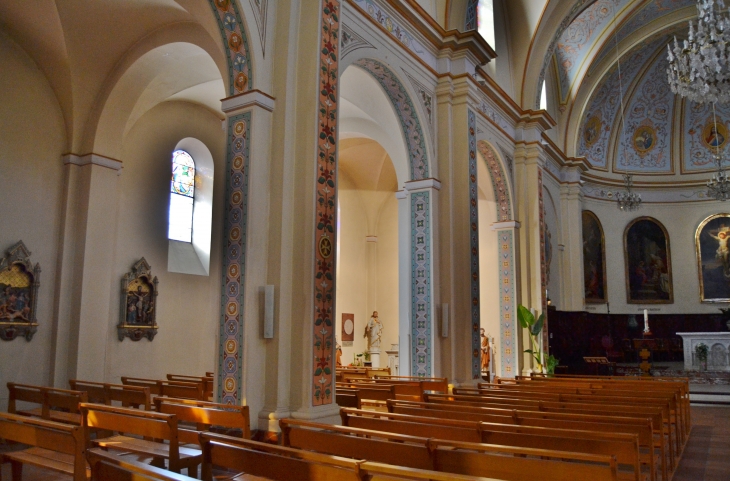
<box><xmin>404</xmin><ymin>178</ymin><xmax>442</xmax><ymax>192</ymax></box>
<box><xmin>491</xmin><ymin>221</ymin><xmax>521</xmax><ymax>231</ymax></box>
<box><xmin>222</xmin><ymin>89</ymin><xmax>275</xmax><ymax>114</ymax></box>
<box><xmin>63</xmin><ymin>153</ymin><xmax>123</xmax><ymax>172</ymax></box>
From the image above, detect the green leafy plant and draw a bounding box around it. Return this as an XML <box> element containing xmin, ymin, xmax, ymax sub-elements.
<box><xmin>518</xmin><ymin>305</ymin><xmax>545</xmax><ymax>373</ymax></box>
<box><xmin>695</xmin><ymin>343</ymin><xmax>709</xmax><ymax>364</ymax></box>
<box><xmin>546</xmin><ymin>354</ymin><xmax>559</xmax><ymax>376</ymax></box>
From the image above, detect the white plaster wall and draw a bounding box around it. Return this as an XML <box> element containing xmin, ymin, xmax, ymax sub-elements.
<box><xmin>103</xmin><ymin>101</ymin><xmax>225</xmax><ymax>384</ymax></box>
<box><xmin>335</xmin><ymin>185</ymin><xmax>399</xmax><ymax>366</ymax></box>
<box><xmin>583</xmin><ymin>199</ymin><xmax>730</xmax><ymax>315</ymax></box>
<box><xmin>0</xmin><ymin>31</ymin><xmax>66</xmax><ymax>409</ymax></box>
<box><xmin>478</xmin><ymin>153</ymin><xmax>500</xmax><ymax>374</ymax></box>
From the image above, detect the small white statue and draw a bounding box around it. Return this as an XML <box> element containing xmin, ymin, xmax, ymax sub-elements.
<box><xmin>364</xmin><ymin>311</ymin><xmax>383</xmax><ymax>351</ymax></box>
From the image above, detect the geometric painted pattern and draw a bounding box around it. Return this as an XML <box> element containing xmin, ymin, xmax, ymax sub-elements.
<box><xmin>354</xmin><ymin>58</ymin><xmax>429</xmax><ymax>180</ymax></box>
<box><xmin>477</xmin><ymin>141</ymin><xmax>512</xmax><ymax>221</ymax></box>
<box><xmin>312</xmin><ymin>0</ymin><xmax>340</xmax><ymax>406</ymax></box>
<box><xmin>411</xmin><ymin>192</ymin><xmax>432</xmax><ymax>377</ymax></box>
<box><xmin>497</xmin><ymin>229</ymin><xmax>517</xmax><ymax>378</ymax></box>
<box><xmin>682</xmin><ymin>101</ymin><xmax>730</xmax><ymax>172</ymax></box>
<box><xmin>468</xmin><ymin>109</ymin><xmax>481</xmax><ymax>380</ymax></box>
<box><xmin>538</xmin><ymin>168</ymin><xmax>548</xmax><ymax>354</ymax></box>
<box><xmin>208</xmin><ymin>0</ymin><xmax>253</xmax><ymax>95</ymax></box>
<box><xmin>218</xmin><ymin>112</ymin><xmax>251</xmax><ymax>404</ymax></box>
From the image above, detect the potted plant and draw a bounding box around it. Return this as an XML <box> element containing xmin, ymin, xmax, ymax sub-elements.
<box><xmin>695</xmin><ymin>343</ymin><xmax>709</xmax><ymax>371</ymax></box>
<box><xmin>546</xmin><ymin>354</ymin><xmax>560</xmax><ymax>377</ymax></box>
<box><xmin>720</xmin><ymin>308</ymin><xmax>730</xmax><ymax>331</ymax></box>
<box><xmin>518</xmin><ymin>305</ymin><xmax>546</xmax><ymax>374</ymax></box>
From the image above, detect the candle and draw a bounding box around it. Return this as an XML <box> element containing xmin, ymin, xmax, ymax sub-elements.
<box><xmin>643</xmin><ymin>309</ymin><xmax>649</xmax><ymax>333</ymax></box>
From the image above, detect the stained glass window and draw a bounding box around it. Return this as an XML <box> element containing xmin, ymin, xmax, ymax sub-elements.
<box><xmin>168</xmin><ymin>150</ymin><xmax>195</xmax><ymax>242</ymax></box>
<box><xmin>477</xmin><ymin>0</ymin><xmax>495</xmax><ymax>49</ymax></box>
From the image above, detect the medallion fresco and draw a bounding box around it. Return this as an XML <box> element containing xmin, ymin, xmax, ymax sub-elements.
<box><xmin>577</xmin><ymin>37</ymin><xmax>664</xmax><ymax>169</ymax></box>
<box><xmin>683</xmin><ymin>102</ymin><xmax>730</xmax><ymax>172</ymax></box>
<box><xmin>219</xmin><ymin>113</ymin><xmax>251</xmax><ymax>404</ymax></box>
<box><xmin>615</xmin><ymin>53</ymin><xmax>673</xmax><ymax>173</ymax></box>
<box><xmin>311</xmin><ymin>0</ymin><xmax>340</xmax><ymax>406</ymax></box>
<box><xmin>208</xmin><ymin>0</ymin><xmax>253</xmax><ymax>95</ymax></box>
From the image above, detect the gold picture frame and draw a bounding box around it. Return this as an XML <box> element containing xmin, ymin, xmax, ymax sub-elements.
<box><xmin>118</xmin><ymin>258</ymin><xmax>159</xmax><ymax>341</ymax></box>
<box><xmin>624</xmin><ymin>216</ymin><xmax>673</xmax><ymax>304</ymax></box>
<box><xmin>695</xmin><ymin>213</ymin><xmax>730</xmax><ymax>303</ymax></box>
<box><xmin>582</xmin><ymin>210</ymin><xmax>608</xmax><ymax>303</ymax></box>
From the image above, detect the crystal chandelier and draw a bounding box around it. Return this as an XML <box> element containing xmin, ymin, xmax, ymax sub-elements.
<box><xmin>707</xmin><ymin>152</ymin><xmax>730</xmax><ymax>199</ymax></box>
<box><xmin>616</xmin><ymin>174</ymin><xmax>642</xmax><ymax>211</ymax></box>
<box><xmin>667</xmin><ymin>0</ymin><xmax>730</xmax><ymax>104</ymax></box>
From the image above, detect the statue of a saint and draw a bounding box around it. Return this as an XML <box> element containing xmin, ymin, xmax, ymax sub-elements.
<box><xmin>364</xmin><ymin>311</ymin><xmax>383</xmax><ymax>351</ymax></box>
<box><xmin>480</xmin><ymin>328</ymin><xmax>490</xmax><ymax>372</ymax></box>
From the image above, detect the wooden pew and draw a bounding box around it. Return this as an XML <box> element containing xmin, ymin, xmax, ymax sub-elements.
<box><xmin>200</xmin><ymin>431</ymin><xmax>504</xmax><ymax>481</ymax></box>
<box><xmin>0</xmin><ymin>412</ymin><xmax>88</xmax><ymax>481</ymax></box>
<box><xmin>154</xmin><ymin>397</ymin><xmax>251</xmax><ymax>443</ymax></box>
<box><xmin>335</xmin><ymin>388</ymin><xmax>360</xmax><ymax>409</ymax></box>
<box><xmin>166</xmin><ymin>374</ymin><xmax>214</xmax><ymax>400</ymax></box>
<box><xmin>386</xmin><ymin>400</ymin><xmax>664</xmax><ymax>481</ymax></box>
<box><xmin>339</xmin><ymin>409</ymin><xmax>647</xmax><ymax>481</ymax></box>
<box><xmin>80</xmin><ymin>402</ymin><xmax>202</xmax><ymax>476</ymax></box>
<box><xmin>121</xmin><ymin>377</ymin><xmax>204</xmax><ymax>401</ymax></box>
<box><xmin>87</xmin><ymin>448</ymin><xmax>197</xmax><ymax>481</ymax></box>
<box><xmin>69</xmin><ymin>380</ymin><xmax>151</xmax><ymax>410</ymax></box>
<box><xmin>7</xmin><ymin>383</ymin><xmax>88</xmax><ymax>425</ymax></box>
<box><xmin>279</xmin><ymin>419</ymin><xmax>619</xmax><ymax>481</ymax></box>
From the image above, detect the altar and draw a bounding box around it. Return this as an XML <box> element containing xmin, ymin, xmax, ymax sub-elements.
<box><xmin>676</xmin><ymin>332</ymin><xmax>730</xmax><ymax>371</ymax></box>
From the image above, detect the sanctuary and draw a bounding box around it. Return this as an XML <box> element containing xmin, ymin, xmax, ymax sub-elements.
<box><xmin>1</xmin><ymin>3</ymin><xmax>730</xmax><ymax>478</ymax></box>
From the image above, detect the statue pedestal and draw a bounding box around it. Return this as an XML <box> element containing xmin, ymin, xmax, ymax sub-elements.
<box><xmin>368</xmin><ymin>349</ymin><xmax>381</xmax><ymax>368</ymax></box>
<box><xmin>385</xmin><ymin>343</ymin><xmax>399</xmax><ymax>376</ymax></box>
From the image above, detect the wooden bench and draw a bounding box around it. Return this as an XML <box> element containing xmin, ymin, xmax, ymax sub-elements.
<box><xmin>201</xmin><ymin>430</ymin><xmax>503</xmax><ymax>481</ymax></box>
<box><xmin>8</xmin><ymin>383</ymin><xmax>88</xmax><ymax>425</ymax></box>
<box><xmin>70</xmin><ymin>380</ymin><xmax>151</xmax><ymax>410</ymax></box>
<box><xmin>339</xmin><ymin>409</ymin><xmax>648</xmax><ymax>481</ymax></box>
<box><xmin>279</xmin><ymin>419</ymin><xmax>619</xmax><ymax>481</ymax></box>
<box><xmin>0</xmin><ymin>412</ymin><xmax>88</xmax><ymax>481</ymax></box>
<box><xmin>121</xmin><ymin>377</ymin><xmax>204</xmax><ymax>401</ymax></box>
<box><xmin>80</xmin><ymin>402</ymin><xmax>202</xmax><ymax>476</ymax></box>
<box><xmin>154</xmin><ymin>397</ymin><xmax>250</xmax><ymax>443</ymax></box>
<box><xmin>87</xmin><ymin>448</ymin><xmax>196</xmax><ymax>480</ymax></box>
<box><xmin>166</xmin><ymin>375</ymin><xmax>214</xmax><ymax>400</ymax></box>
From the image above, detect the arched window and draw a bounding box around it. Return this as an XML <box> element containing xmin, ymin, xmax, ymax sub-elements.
<box><xmin>477</xmin><ymin>0</ymin><xmax>495</xmax><ymax>49</ymax></box>
<box><xmin>168</xmin><ymin>149</ymin><xmax>196</xmax><ymax>242</ymax></box>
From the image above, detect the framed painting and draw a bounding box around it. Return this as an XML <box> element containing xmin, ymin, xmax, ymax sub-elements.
<box><xmin>695</xmin><ymin>213</ymin><xmax>730</xmax><ymax>302</ymax></box>
<box><xmin>624</xmin><ymin>217</ymin><xmax>673</xmax><ymax>304</ymax></box>
<box><xmin>118</xmin><ymin>258</ymin><xmax>159</xmax><ymax>341</ymax></box>
<box><xmin>341</xmin><ymin>313</ymin><xmax>354</xmax><ymax>346</ymax></box>
<box><xmin>0</xmin><ymin>241</ymin><xmax>40</xmax><ymax>341</ymax></box>
<box><xmin>582</xmin><ymin>211</ymin><xmax>607</xmax><ymax>303</ymax></box>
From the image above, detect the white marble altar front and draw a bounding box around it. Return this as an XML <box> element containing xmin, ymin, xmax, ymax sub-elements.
<box><xmin>677</xmin><ymin>332</ymin><xmax>730</xmax><ymax>371</ymax></box>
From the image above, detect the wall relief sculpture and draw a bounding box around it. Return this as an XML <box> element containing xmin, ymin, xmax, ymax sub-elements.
<box><xmin>0</xmin><ymin>241</ymin><xmax>40</xmax><ymax>341</ymax></box>
<box><xmin>118</xmin><ymin>258</ymin><xmax>159</xmax><ymax>341</ymax></box>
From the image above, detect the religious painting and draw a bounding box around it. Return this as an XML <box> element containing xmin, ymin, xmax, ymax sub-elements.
<box><xmin>583</xmin><ymin>116</ymin><xmax>601</xmax><ymax>148</ymax></box>
<box><xmin>0</xmin><ymin>241</ymin><xmax>40</xmax><ymax>341</ymax></box>
<box><xmin>341</xmin><ymin>313</ymin><xmax>354</xmax><ymax>346</ymax></box>
<box><xmin>624</xmin><ymin>217</ymin><xmax>673</xmax><ymax>304</ymax></box>
<box><xmin>695</xmin><ymin>213</ymin><xmax>730</xmax><ymax>302</ymax></box>
<box><xmin>582</xmin><ymin>211</ymin><xmax>607</xmax><ymax>303</ymax></box>
<box><xmin>703</xmin><ymin>120</ymin><xmax>727</xmax><ymax>151</ymax></box>
<box><xmin>118</xmin><ymin>258</ymin><xmax>159</xmax><ymax>341</ymax></box>
<box><xmin>633</xmin><ymin>124</ymin><xmax>656</xmax><ymax>155</ymax></box>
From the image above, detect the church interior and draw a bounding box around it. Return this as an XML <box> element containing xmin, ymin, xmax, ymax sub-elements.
<box><xmin>1</xmin><ymin>0</ymin><xmax>729</xmax><ymax>479</ymax></box>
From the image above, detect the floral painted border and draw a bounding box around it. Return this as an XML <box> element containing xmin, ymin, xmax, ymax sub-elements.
<box><xmin>208</xmin><ymin>0</ymin><xmax>253</xmax><ymax>94</ymax></box>
<box><xmin>497</xmin><ymin>229</ymin><xmax>517</xmax><ymax>377</ymax></box>
<box><xmin>411</xmin><ymin>192</ymin><xmax>432</xmax><ymax>377</ymax></box>
<box><xmin>218</xmin><ymin>112</ymin><xmax>251</xmax><ymax>404</ymax></box>
<box><xmin>312</xmin><ymin>0</ymin><xmax>340</xmax><ymax>406</ymax></box>
<box><xmin>468</xmin><ymin>109</ymin><xmax>481</xmax><ymax>379</ymax></box>
<box><xmin>538</xmin><ymin>168</ymin><xmax>548</xmax><ymax>353</ymax></box>
<box><xmin>354</xmin><ymin>58</ymin><xmax>428</xmax><ymax>180</ymax></box>
<box><xmin>477</xmin><ymin>141</ymin><xmax>512</xmax><ymax>221</ymax></box>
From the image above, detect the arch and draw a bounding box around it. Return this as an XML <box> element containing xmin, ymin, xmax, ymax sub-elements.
<box><xmin>477</xmin><ymin>140</ymin><xmax>513</xmax><ymax>221</ymax></box>
<box><xmin>207</xmin><ymin>0</ymin><xmax>253</xmax><ymax>95</ymax></box>
<box><xmin>352</xmin><ymin>58</ymin><xmax>430</xmax><ymax>181</ymax></box>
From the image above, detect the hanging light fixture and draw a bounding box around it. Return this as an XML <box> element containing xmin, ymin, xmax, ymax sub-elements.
<box><xmin>668</xmin><ymin>0</ymin><xmax>730</xmax><ymax>201</ymax></box>
<box><xmin>616</xmin><ymin>174</ymin><xmax>643</xmax><ymax>211</ymax></box>
<box><xmin>611</xmin><ymin>3</ymin><xmax>642</xmax><ymax>211</ymax></box>
<box><xmin>667</xmin><ymin>0</ymin><xmax>730</xmax><ymax>104</ymax></box>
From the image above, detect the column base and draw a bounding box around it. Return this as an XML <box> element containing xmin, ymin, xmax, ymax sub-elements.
<box><xmin>257</xmin><ymin>408</ymin><xmax>292</xmax><ymax>433</ymax></box>
<box><xmin>291</xmin><ymin>403</ymin><xmax>341</xmax><ymax>425</ymax></box>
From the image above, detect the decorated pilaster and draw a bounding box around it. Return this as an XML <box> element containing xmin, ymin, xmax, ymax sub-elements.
<box><xmin>514</xmin><ymin>112</ymin><xmax>554</xmax><ymax>374</ymax></box>
<box><xmin>491</xmin><ymin>221</ymin><xmax>521</xmax><ymax>377</ymax></box>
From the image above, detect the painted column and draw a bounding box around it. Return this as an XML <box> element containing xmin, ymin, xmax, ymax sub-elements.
<box><xmin>559</xmin><ymin>176</ymin><xmax>585</xmax><ymax>311</ymax></box>
<box><xmin>52</xmin><ymin>155</ymin><xmax>122</xmax><ymax>385</ymax></box>
<box><xmin>491</xmin><ymin>221</ymin><xmax>521</xmax><ymax>378</ymax></box>
<box><xmin>404</xmin><ymin>179</ymin><xmax>440</xmax><ymax>377</ymax></box>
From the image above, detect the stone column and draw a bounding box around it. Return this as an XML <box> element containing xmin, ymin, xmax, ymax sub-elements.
<box><xmin>559</xmin><ymin>170</ymin><xmax>585</xmax><ymax>311</ymax></box>
<box><xmin>51</xmin><ymin>154</ymin><xmax>122</xmax><ymax>386</ymax></box>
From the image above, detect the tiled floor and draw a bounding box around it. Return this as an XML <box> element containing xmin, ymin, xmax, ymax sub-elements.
<box><xmin>3</xmin><ymin>406</ymin><xmax>729</xmax><ymax>480</ymax></box>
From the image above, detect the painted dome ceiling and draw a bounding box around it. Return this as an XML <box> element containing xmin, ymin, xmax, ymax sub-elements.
<box><xmin>545</xmin><ymin>0</ymin><xmax>728</xmax><ymax>184</ymax></box>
